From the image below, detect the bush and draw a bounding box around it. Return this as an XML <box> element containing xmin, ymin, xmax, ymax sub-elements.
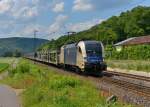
<box><xmin>106</xmin><ymin>45</ymin><xmax>150</xmax><ymax>60</ymax></box>
<box><xmin>22</xmin><ymin>74</ymin><xmax>105</xmax><ymax>107</ymax></box>
<box><xmin>8</xmin><ymin>62</ymin><xmax>30</xmax><ymax>77</ymax></box>
<box><xmin>49</xmin><ymin>76</ymin><xmax>81</xmax><ymax>90</ymax></box>
<box><xmin>19</xmin><ymin>64</ymin><xmax>30</xmax><ymax>73</ymax></box>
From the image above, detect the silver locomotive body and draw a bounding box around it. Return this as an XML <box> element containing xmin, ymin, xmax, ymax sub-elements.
<box><xmin>59</xmin><ymin>41</ymin><xmax>107</xmax><ymax>72</ymax></box>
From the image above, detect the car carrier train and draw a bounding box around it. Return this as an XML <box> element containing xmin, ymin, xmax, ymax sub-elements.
<box><xmin>27</xmin><ymin>40</ymin><xmax>107</xmax><ymax>74</ymax></box>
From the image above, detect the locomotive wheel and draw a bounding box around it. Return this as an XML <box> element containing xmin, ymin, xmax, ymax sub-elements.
<box><xmin>63</xmin><ymin>65</ymin><xmax>66</xmax><ymax>70</ymax></box>
<box><xmin>82</xmin><ymin>70</ymin><xmax>89</xmax><ymax>76</ymax></box>
<box><xmin>75</xmin><ymin>67</ymin><xmax>81</xmax><ymax>74</ymax></box>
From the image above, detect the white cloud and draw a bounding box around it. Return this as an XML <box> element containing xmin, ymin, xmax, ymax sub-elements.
<box><xmin>27</xmin><ymin>7</ymin><xmax>38</xmax><ymax>17</ymax></box>
<box><xmin>67</xmin><ymin>19</ymin><xmax>104</xmax><ymax>32</ymax></box>
<box><xmin>48</xmin><ymin>14</ymin><xmax>68</xmax><ymax>33</ymax></box>
<box><xmin>18</xmin><ymin>24</ymin><xmax>46</xmax><ymax>37</ymax></box>
<box><xmin>73</xmin><ymin>0</ymin><xmax>93</xmax><ymax>11</ymax></box>
<box><xmin>0</xmin><ymin>0</ymin><xmax>14</xmax><ymax>14</ymax></box>
<box><xmin>12</xmin><ymin>6</ymin><xmax>38</xmax><ymax>19</ymax></box>
<box><xmin>31</xmin><ymin>0</ymin><xmax>39</xmax><ymax>5</ymax></box>
<box><xmin>0</xmin><ymin>0</ymin><xmax>40</xmax><ymax>19</ymax></box>
<box><xmin>52</xmin><ymin>2</ymin><xmax>64</xmax><ymax>13</ymax></box>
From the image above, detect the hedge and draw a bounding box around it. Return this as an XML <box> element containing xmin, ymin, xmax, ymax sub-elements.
<box><xmin>105</xmin><ymin>45</ymin><xmax>150</xmax><ymax>60</ymax></box>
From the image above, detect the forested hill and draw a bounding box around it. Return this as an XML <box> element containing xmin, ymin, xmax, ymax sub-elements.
<box><xmin>40</xmin><ymin>6</ymin><xmax>150</xmax><ymax>50</ymax></box>
<box><xmin>0</xmin><ymin>37</ymin><xmax>48</xmax><ymax>56</ymax></box>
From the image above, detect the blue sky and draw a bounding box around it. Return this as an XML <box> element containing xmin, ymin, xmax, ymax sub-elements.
<box><xmin>0</xmin><ymin>0</ymin><xmax>149</xmax><ymax>40</ymax></box>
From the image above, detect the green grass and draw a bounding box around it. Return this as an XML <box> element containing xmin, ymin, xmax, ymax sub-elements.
<box><xmin>107</xmin><ymin>60</ymin><xmax>150</xmax><ymax>72</ymax></box>
<box><xmin>0</xmin><ymin>57</ymin><xmax>17</xmax><ymax>64</ymax></box>
<box><xmin>0</xmin><ymin>63</ymin><xmax>9</xmax><ymax>72</ymax></box>
<box><xmin>1</xmin><ymin>59</ymin><xmax>132</xmax><ymax>107</ymax></box>
<box><xmin>0</xmin><ymin>57</ymin><xmax>19</xmax><ymax>73</ymax></box>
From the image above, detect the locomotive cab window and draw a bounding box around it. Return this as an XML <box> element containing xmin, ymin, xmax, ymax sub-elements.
<box><xmin>78</xmin><ymin>47</ymin><xmax>82</xmax><ymax>54</ymax></box>
<box><xmin>85</xmin><ymin>43</ymin><xmax>102</xmax><ymax>56</ymax></box>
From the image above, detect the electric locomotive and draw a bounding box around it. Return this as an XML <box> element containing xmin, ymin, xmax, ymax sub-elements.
<box><xmin>59</xmin><ymin>40</ymin><xmax>107</xmax><ymax>73</ymax></box>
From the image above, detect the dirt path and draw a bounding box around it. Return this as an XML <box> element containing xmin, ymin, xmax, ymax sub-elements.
<box><xmin>0</xmin><ymin>85</ymin><xmax>20</xmax><ymax>107</ymax></box>
<box><xmin>0</xmin><ymin>58</ymin><xmax>21</xmax><ymax>107</ymax></box>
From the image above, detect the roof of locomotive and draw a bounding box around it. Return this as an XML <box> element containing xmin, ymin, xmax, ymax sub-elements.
<box><xmin>61</xmin><ymin>40</ymin><xmax>102</xmax><ymax>49</ymax></box>
<box><xmin>83</xmin><ymin>40</ymin><xmax>102</xmax><ymax>44</ymax></box>
<box><xmin>62</xmin><ymin>40</ymin><xmax>102</xmax><ymax>49</ymax></box>
<box><xmin>63</xmin><ymin>43</ymin><xmax>77</xmax><ymax>49</ymax></box>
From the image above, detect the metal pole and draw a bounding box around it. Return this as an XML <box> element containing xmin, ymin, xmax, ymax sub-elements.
<box><xmin>67</xmin><ymin>32</ymin><xmax>70</xmax><ymax>40</ymax></box>
<box><xmin>34</xmin><ymin>30</ymin><xmax>38</xmax><ymax>62</ymax></box>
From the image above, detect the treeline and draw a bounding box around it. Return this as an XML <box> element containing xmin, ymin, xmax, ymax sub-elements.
<box><xmin>0</xmin><ymin>37</ymin><xmax>48</xmax><ymax>56</ymax></box>
<box><xmin>2</xmin><ymin>50</ymin><xmax>22</xmax><ymax>57</ymax></box>
<box><xmin>40</xmin><ymin>6</ymin><xmax>150</xmax><ymax>50</ymax></box>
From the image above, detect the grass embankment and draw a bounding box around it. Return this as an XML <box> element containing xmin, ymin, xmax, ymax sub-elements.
<box><xmin>1</xmin><ymin>59</ymin><xmax>132</xmax><ymax>107</ymax></box>
<box><xmin>107</xmin><ymin>60</ymin><xmax>150</xmax><ymax>72</ymax></box>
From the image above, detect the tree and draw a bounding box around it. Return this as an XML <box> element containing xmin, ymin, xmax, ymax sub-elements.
<box><xmin>39</xmin><ymin>6</ymin><xmax>150</xmax><ymax>50</ymax></box>
<box><xmin>14</xmin><ymin>50</ymin><xmax>22</xmax><ymax>57</ymax></box>
<box><xmin>3</xmin><ymin>51</ymin><xmax>13</xmax><ymax>57</ymax></box>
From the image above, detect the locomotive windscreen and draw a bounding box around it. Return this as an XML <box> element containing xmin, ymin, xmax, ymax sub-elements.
<box><xmin>85</xmin><ymin>43</ymin><xmax>102</xmax><ymax>56</ymax></box>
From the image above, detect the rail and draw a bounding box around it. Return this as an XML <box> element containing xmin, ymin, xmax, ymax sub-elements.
<box><xmin>106</xmin><ymin>70</ymin><xmax>150</xmax><ymax>82</ymax></box>
<box><xmin>103</xmin><ymin>77</ymin><xmax>150</xmax><ymax>99</ymax></box>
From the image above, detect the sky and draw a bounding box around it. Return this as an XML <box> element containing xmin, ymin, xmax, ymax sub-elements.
<box><xmin>0</xmin><ymin>0</ymin><xmax>149</xmax><ymax>40</ymax></box>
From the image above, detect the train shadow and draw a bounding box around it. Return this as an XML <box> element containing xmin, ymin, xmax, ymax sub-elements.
<box><xmin>70</xmin><ymin>69</ymin><xmax>105</xmax><ymax>78</ymax></box>
<box><xmin>102</xmin><ymin>71</ymin><xmax>114</xmax><ymax>77</ymax></box>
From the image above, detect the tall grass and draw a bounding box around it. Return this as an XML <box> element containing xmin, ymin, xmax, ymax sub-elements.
<box><xmin>107</xmin><ymin>60</ymin><xmax>150</xmax><ymax>72</ymax></box>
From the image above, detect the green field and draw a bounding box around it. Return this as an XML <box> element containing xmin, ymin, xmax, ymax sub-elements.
<box><xmin>0</xmin><ymin>63</ymin><xmax>9</xmax><ymax>72</ymax></box>
<box><xmin>0</xmin><ymin>57</ymin><xmax>17</xmax><ymax>64</ymax></box>
<box><xmin>1</xmin><ymin>59</ymin><xmax>132</xmax><ymax>107</ymax></box>
<box><xmin>0</xmin><ymin>57</ymin><xmax>14</xmax><ymax>72</ymax></box>
<box><xmin>107</xmin><ymin>60</ymin><xmax>150</xmax><ymax>72</ymax></box>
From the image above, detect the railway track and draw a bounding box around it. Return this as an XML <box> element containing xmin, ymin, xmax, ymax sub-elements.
<box><xmin>102</xmin><ymin>77</ymin><xmax>150</xmax><ymax>99</ymax></box>
<box><xmin>105</xmin><ymin>70</ymin><xmax>150</xmax><ymax>82</ymax></box>
<box><xmin>104</xmin><ymin>70</ymin><xmax>150</xmax><ymax>99</ymax></box>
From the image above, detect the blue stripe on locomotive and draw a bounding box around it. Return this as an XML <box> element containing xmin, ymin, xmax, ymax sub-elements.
<box><xmin>85</xmin><ymin>56</ymin><xmax>103</xmax><ymax>63</ymax></box>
